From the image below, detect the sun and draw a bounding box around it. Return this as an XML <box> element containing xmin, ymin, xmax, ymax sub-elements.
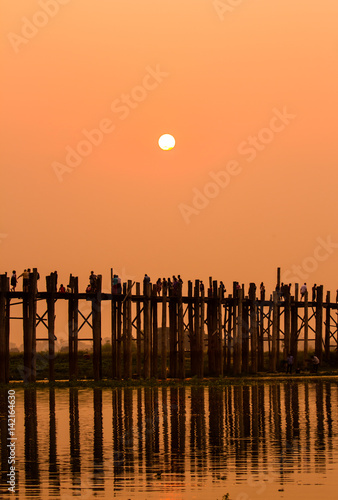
<box><xmin>158</xmin><ymin>134</ymin><xmax>175</xmax><ymax>151</ymax></box>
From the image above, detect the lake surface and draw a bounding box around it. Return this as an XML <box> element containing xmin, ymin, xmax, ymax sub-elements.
<box><xmin>1</xmin><ymin>381</ymin><xmax>338</xmax><ymax>499</ymax></box>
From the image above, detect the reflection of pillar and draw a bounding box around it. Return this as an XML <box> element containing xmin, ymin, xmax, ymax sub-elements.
<box><xmin>69</xmin><ymin>388</ymin><xmax>80</xmax><ymax>492</ymax></box>
<box><xmin>178</xmin><ymin>387</ymin><xmax>186</xmax><ymax>476</ymax></box>
<box><xmin>144</xmin><ymin>387</ymin><xmax>153</xmax><ymax>478</ymax></box>
<box><xmin>137</xmin><ymin>388</ymin><xmax>143</xmax><ymax>475</ymax></box>
<box><xmin>170</xmin><ymin>387</ymin><xmax>179</xmax><ymax>474</ymax></box>
<box><xmin>284</xmin><ymin>382</ymin><xmax>292</xmax><ymax>446</ymax></box>
<box><xmin>153</xmin><ymin>388</ymin><xmax>159</xmax><ymax>455</ymax></box>
<box><xmin>251</xmin><ymin>385</ymin><xmax>259</xmax><ymax>473</ymax></box>
<box><xmin>112</xmin><ymin>389</ymin><xmax>124</xmax><ymax>477</ymax></box>
<box><xmin>190</xmin><ymin>386</ymin><xmax>206</xmax><ymax>484</ymax></box>
<box><xmin>315</xmin><ymin>382</ymin><xmax>325</xmax><ymax>473</ymax></box>
<box><xmin>49</xmin><ymin>389</ymin><xmax>60</xmax><ymax>495</ymax></box>
<box><xmin>123</xmin><ymin>388</ymin><xmax>134</xmax><ymax>473</ymax></box>
<box><xmin>208</xmin><ymin>387</ymin><xmax>224</xmax><ymax>480</ymax></box>
<box><xmin>93</xmin><ymin>388</ymin><xmax>104</xmax><ymax>492</ymax></box>
<box><xmin>304</xmin><ymin>382</ymin><xmax>311</xmax><ymax>474</ymax></box>
<box><xmin>161</xmin><ymin>387</ymin><xmax>169</xmax><ymax>472</ymax></box>
<box><xmin>24</xmin><ymin>389</ymin><xmax>40</xmax><ymax>495</ymax></box>
<box><xmin>271</xmin><ymin>384</ymin><xmax>283</xmax><ymax>481</ymax></box>
<box><xmin>325</xmin><ymin>382</ymin><xmax>333</xmax><ymax>461</ymax></box>
<box><xmin>291</xmin><ymin>384</ymin><xmax>301</xmax><ymax>472</ymax></box>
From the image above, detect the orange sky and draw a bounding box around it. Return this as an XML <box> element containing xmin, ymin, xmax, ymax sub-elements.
<box><xmin>1</xmin><ymin>0</ymin><xmax>338</xmax><ymax>296</ymax></box>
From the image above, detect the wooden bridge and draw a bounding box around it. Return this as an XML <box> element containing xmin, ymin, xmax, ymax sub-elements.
<box><xmin>0</xmin><ymin>268</ymin><xmax>337</xmax><ymax>383</ymax></box>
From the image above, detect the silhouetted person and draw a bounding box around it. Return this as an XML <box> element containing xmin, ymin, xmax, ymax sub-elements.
<box><xmin>286</xmin><ymin>354</ymin><xmax>294</xmax><ymax>374</ymax></box>
<box><xmin>10</xmin><ymin>270</ymin><xmax>17</xmax><ymax>291</ymax></box>
<box><xmin>312</xmin><ymin>284</ymin><xmax>317</xmax><ymax>302</ymax></box>
<box><xmin>260</xmin><ymin>282</ymin><xmax>265</xmax><ymax>301</ymax></box>
<box><xmin>300</xmin><ymin>283</ymin><xmax>307</xmax><ymax>300</ymax></box>
<box><xmin>312</xmin><ymin>355</ymin><xmax>320</xmax><ymax>373</ymax></box>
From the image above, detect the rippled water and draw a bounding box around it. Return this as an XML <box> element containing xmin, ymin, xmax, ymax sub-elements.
<box><xmin>1</xmin><ymin>381</ymin><xmax>338</xmax><ymax>499</ymax></box>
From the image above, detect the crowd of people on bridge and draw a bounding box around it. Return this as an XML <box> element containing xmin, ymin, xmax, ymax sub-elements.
<box><xmin>6</xmin><ymin>271</ymin><xmax>338</xmax><ymax>307</ymax></box>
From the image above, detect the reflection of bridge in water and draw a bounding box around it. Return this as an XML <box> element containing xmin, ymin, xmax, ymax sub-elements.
<box><xmin>0</xmin><ymin>382</ymin><xmax>337</xmax><ymax>498</ymax></box>
<box><xmin>1</xmin><ymin>268</ymin><xmax>338</xmax><ymax>382</ymax></box>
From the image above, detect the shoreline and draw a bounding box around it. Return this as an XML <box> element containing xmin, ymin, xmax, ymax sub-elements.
<box><xmin>2</xmin><ymin>372</ymin><xmax>338</xmax><ymax>389</ymax></box>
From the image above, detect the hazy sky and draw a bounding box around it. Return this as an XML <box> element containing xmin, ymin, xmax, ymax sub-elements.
<box><xmin>1</xmin><ymin>0</ymin><xmax>338</xmax><ymax>295</ymax></box>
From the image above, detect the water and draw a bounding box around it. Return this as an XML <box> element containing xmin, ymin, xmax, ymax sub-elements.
<box><xmin>1</xmin><ymin>381</ymin><xmax>338</xmax><ymax>499</ymax></box>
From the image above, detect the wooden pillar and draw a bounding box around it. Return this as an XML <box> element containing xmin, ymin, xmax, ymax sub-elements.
<box><xmin>116</xmin><ymin>294</ymin><xmax>122</xmax><ymax>380</ymax></box>
<box><xmin>92</xmin><ymin>275</ymin><xmax>102</xmax><ymax>381</ymax></box>
<box><xmin>242</xmin><ymin>300</ymin><xmax>249</xmax><ymax>372</ymax></box>
<box><xmin>290</xmin><ymin>298</ymin><xmax>298</xmax><ymax>366</ymax></box>
<box><xmin>111</xmin><ymin>269</ymin><xmax>117</xmax><ymax>379</ymax></box>
<box><xmin>123</xmin><ymin>280</ymin><xmax>133</xmax><ymax>379</ymax></box>
<box><xmin>187</xmin><ymin>281</ymin><xmax>194</xmax><ymax>376</ymax></box>
<box><xmin>270</xmin><ymin>291</ymin><xmax>278</xmax><ymax>372</ymax></box>
<box><xmin>23</xmin><ymin>278</ymin><xmax>29</xmax><ymax>382</ymax></box>
<box><xmin>30</xmin><ymin>269</ymin><xmax>38</xmax><ymax>382</ymax></box>
<box><xmin>325</xmin><ymin>291</ymin><xmax>331</xmax><ymax>362</ymax></box>
<box><xmin>234</xmin><ymin>288</ymin><xmax>243</xmax><ymax>375</ymax></box>
<box><xmin>198</xmin><ymin>287</ymin><xmax>205</xmax><ymax>379</ymax></box>
<box><xmin>136</xmin><ymin>282</ymin><xmax>142</xmax><ymax>378</ymax></box>
<box><xmin>5</xmin><ymin>283</ymin><xmax>10</xmax><ymax>384</ymax></box>
<box><xmin>223</xmin><ymin>298</ymin><xmax>228</xmax><ymax>373</ymax></box>
<box><xmin>207</xmin><ymin>284</ymin><xmax>216</xmax><ymax>376</ymax></box>
<box><xmin>177</xmin><ymin>283</ymin><xmax>185</xmax><ymax>379</ymax></box>
<box><xmin>46</xmin><ymin>273</ymin><xmax>56</xmax><ymax>382</ymax></box>
<box><xmin>23</xmin><ymin>270</ymin><xmax>37</xmax><ymax>383</ymax></box>
<box><xmin>169</xmin><ymin>288</ymin><xmax>177</xmax><ymax>378</ymax></box>
<box><xmin>284</xmin><ymin>291</ymin><xmax>291</xmax><ymax>358</ymax></box>
<box><xmin>143</xmin><ymin>281</ymin><xmax>151</xmax><ymax>379</ymax></box>
<box><xmin>161</xmin><ymin>282</ymin><xmax>167</xmax><ymax>379</ymax></box>
<box><xmin>315</xmin><ymin>285</ymin><xmax>323</xmax><ymax>362</ymax></box>
<box><xmin>232</xmin><ymin>285</ymin><xmax>237</xmax><ymax>375</ymax></box>
<box><xmin>152</xmin><ymin>284</ymin><xmax>158</xmax><ymax>378</ymax></box>
<box><xmin>295</xmin><ymin>283</ymin><xmax>299</xmax><ymax>302</ymax></box>
<box><xmin>304</xmin><ymin>290</ymin><xmax>309</xmax><ymax>365</ymax></box>
<box><xmin>191</xmin><ymin>280</ymin><xmax>199</xmax><ymax>377</ymax></box>
<box><xmin>0</xmin><ymin>274</ymin><xmax>9</xmax><ymax>384</ymax></box>
<box><xmin>249</xmin><ymin>283</ymin><xmax>258</xmax><ymax>373</ymax></box>
<box><xmin>217</xmin><ymin>285</ymin><xmax>223</xmax><ymax>376</ymax></box>
<box><xmin>68</xmin><ymin>274</ymin><xmax>78</xmax><ymax>381</ymax></box>
<box><xmin>226</xmin><ymin>296</ymin><xmax>233</xmax><ymax>373</ymax></box>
